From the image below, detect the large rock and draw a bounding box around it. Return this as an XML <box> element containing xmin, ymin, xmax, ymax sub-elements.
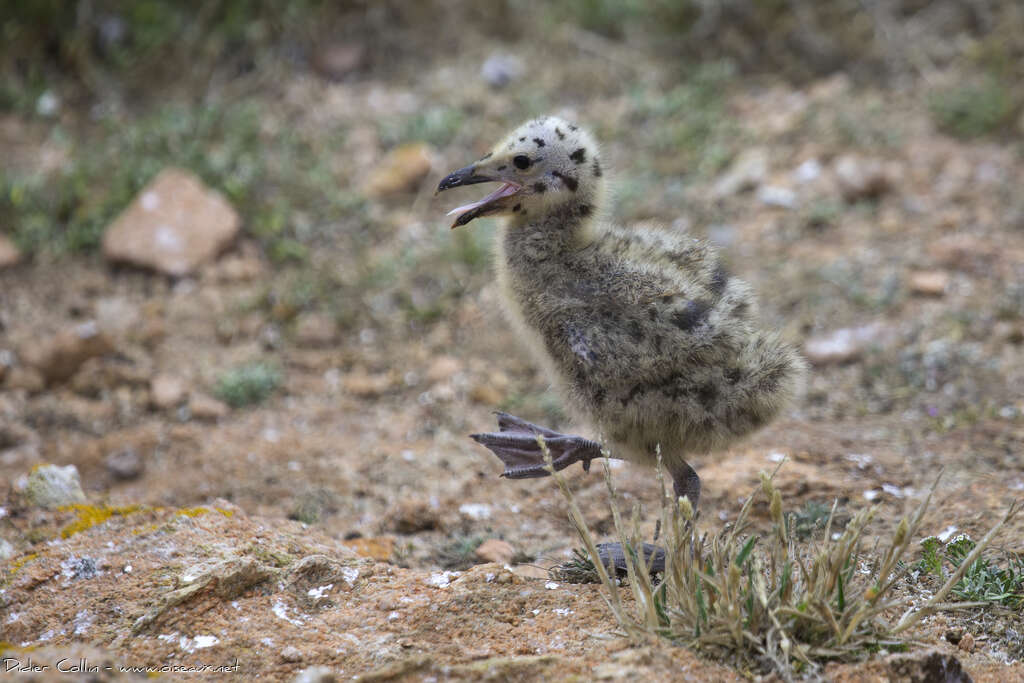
<box><xmin>102</xmin><ymin>168</ymin><xmax>240</xmax><ymax>276</ymax></box>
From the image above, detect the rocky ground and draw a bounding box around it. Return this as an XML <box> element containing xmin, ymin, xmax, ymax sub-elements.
<box><xmin>3</xmin><ymin>6</ymin><xmax>1024</xmax><ymax>681</ymax></box>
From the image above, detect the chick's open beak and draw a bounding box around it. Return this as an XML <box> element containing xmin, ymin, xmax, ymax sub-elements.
<box><xmin>437</xmin><ymin>163</ymin><xmax>521</xmax><ymax>229</ymax></box>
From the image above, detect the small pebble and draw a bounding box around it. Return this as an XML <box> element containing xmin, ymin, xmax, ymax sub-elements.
<box><xmin>281</xmin><ymin>645</ymin><xmax>303</xmax><ymax>663</ymax></box>
<box><xmin>104</xmin><ymin>448</ymin><xmax>144</xmax><ymax>481</ymax></box>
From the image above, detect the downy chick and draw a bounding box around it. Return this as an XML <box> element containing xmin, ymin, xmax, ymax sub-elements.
<box><xmin>437</xmin><ymin>116</ymin><xmax>805</xmax><ymax>564</ymax></box>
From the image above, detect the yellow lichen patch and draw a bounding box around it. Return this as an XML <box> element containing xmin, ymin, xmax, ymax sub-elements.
<box><xmin>0</xmin><ymin>641</ymin><xmax>36</xmax><ymax>653</ymax></box>
<box><xmin>175</xmin><ymin>506</ymin><xmax>235</xmax><ymax>519</ymax></box>
<box><xmin>175</xmin><ymin>507</ymin><xmax>210</xmax><ymax>518</ymax></box>
<box><xmin>4</xmin><ymin>552</ymin><xmax>40</xmax><ymax>577</ymax></box>
<box><xmin>130</xmin><ymin>522</ymin><xmax>164</xmax><ymax>536</ymax></box>
<box><xmin>58</xmin><ymin>504</ymin><xmax>144</xmax><ymax>539</ymax></box>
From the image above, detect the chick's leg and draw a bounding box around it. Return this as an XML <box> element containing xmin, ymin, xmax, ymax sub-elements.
<box><xmin>470</xmin><ymin>412</ymin><xmax>607</xmax><ymax>479</ymax></box>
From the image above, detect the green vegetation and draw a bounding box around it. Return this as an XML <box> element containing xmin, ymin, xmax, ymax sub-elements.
<box><xmin>791</xmin><ymin>499</ymin><xmax>840</xmax><ymax>540</ymax></box>
<box><xmin>214</xmin><ymin>361</ymin><xmax>282</xmax><ymax>408</ymax></box>
<box><xmin>436</xmin><ymin>534</ymin><xmax>485</xmax><ymax>570</ymax></box>
<box><xmin>1</xmin><ymin>101</ymin><xmax>360</xmax><ymax>259</ymax></box>
<box><xmin>545</xmin><ymin>444</ymin><xmax>1020</xmax><ymax>679</ymax></box>
<box><xmin>929</xmin><ymin>76</ymin><xmax>1015</xmax><ymax>139</ymax></box>
<box><xmin>629</xmin><ymin>61</ymin><xmax>740</xmax><ymax>178</ymax></box>
<box><xmin>379</xmin><ymin>106</ymin><xmax>465</xmax><ymax>148</ymax></box>
<box><xmin>917</xmin><ymin>533</ymin><xmax>1024</xmax><ymax>609</ymax></box>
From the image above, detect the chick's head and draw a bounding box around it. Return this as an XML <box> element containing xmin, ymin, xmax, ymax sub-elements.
<box><xmin>438</xmin><ymin>116</ymin><xmax>603</xmax><ymax>228</ymax></box>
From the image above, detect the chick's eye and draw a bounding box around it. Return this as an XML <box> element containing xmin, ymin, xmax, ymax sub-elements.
<box><xmin>513</xmin><ymin>155</ymin><xmax>531</xmax><ymax>170</ymax></box>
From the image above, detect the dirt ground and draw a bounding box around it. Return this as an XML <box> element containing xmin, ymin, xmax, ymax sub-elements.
<box><xmin>3</xmin><ymin>5</ymin><xmax>1024</xmax><ymax>681</ymax></box>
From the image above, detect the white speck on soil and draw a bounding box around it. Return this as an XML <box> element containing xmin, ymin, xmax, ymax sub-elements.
<box><xmin>307</xmin><ymin>583</ymin><xmax>334</xmax><ymax>600</ymax></box>
<box><xmin>72</xmin><ymin>610</ymin><xmax>93</xmax><ymax>635</ymax></box>
<box><xmin>458</xmin><ymin>503</ymin><xmax>491</xmax><ymax>520</ymax></box>
<box><xmin>428</xmin><ymin>571</ymin><xmax>460</xmax><ymax>588</ymax></box>
<box><xmin>342</xmin><ymin>567</ymin><xmax>359</xmax><ymax>586</ymax></box>
<box><xmin>193</xmin><ymin>635</ymin><xmax>219</xmax><ymax>649</ymax></box>
<box><xmin>846</xmin><ymin>453</ymin><xmax>873</xmax><ymax>469</ymax></box>
<box><xmin>140</xmin><ymin>191</ymin><xmax>160</xmax><ymax>210</ymax></box>
<box><xmin>545</xmin><ymin>581</ymin><xmax>559</xmax><ymax>590</ymax></box>
<box><xmin>272</xmin><ymin>599</ymin><xmax>304</xmax><ymax>626</ymax></box>
<box><xmin>881</xmin><ymin>483</ymin><xmax>913</xmax><ymax>498</ymax></box>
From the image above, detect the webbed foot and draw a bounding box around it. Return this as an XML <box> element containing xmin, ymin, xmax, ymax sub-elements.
<box><xmin>470</xmin><ymin>412</ymin><xmax>604</xmax><ymax>479</ymax></box>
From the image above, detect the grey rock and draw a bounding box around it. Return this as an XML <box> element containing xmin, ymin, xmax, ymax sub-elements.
<box><xmin>105</xmin><ymin>448</ymin><xmax>144</xmax><ymax>481</ymax></box>
<box><xmin>804</xmin><ymin>323</ymin><xmax>884</xmax><ymax>366</ymax></box>
<box><xmin>713</xmin><ymin>148</ymin><xmax>768</xmax><ymax>198</ymax></box>
<box><xmin>757</xmin><ymin>185</ymin><xmax>798</xmax><ymax>209</ymax></box>
<box><xmin>25</xmin><ymin>464</ymin><xmax>87</xmax><ymax>508</ymax></box>
<box><xmin>481</xmin><ymin>54</ymin><xmax>523</xmax><ymax>88</ymax></box>
<box><xmin>0</xmin><ymin>538</ymin><xmax>14</xmax><ymax>562</ymax></box>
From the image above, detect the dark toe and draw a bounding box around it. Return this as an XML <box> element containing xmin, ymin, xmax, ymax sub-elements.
<box><xmin>596</xmin><ymin>542</ymin><xmax>666</xmax><ymax>576</ymax></box>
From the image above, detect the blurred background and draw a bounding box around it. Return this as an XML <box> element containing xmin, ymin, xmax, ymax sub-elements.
<box><xmin>1</xmin><ymin>0</ymin><xmax>1024</xmax><ymax>659</ymax></box>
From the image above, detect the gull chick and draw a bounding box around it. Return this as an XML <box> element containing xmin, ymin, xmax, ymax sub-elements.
<box><xmin>437</xmin><ymin>116</ymin><xmax>804</xmax><ymax>553</ymax></box>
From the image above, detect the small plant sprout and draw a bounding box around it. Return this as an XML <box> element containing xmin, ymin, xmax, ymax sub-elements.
<box><xmin>215</xmin><ymin>362</ymin><xmax>282</xmax><ymax>408</ymax></box>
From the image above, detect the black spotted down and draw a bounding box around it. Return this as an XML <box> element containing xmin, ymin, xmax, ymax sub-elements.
<box><xmin>533</xmin><ymin>181</ymin><xmax>547</xmax><ymax>193</ymax></box>
<box><xmin>671</xmin><ymin>300</ymin><xmax>710</xmax><ymax>331</ymax></box>
<box><xmin>570</xmin><ymin>148</ymin><xmax>586</xmax><ymax>164</ymax></box>
<box><xmin>555</xmin><ymin>127</ymin><xmax>565</xmax><ymax>140</ymax></box>
<box><xmin>552</xmin><ymin>171</ymin><xmax>578</xmax><ymax>192</ymax></box>
<box><xmin>592</xmin><ymin>160</ymin><xmax>602</xmax><ymax>177</ymax></box>
<box><xmin>710</xmin><ymin>264</ymin><xmax>729</xmax><ymax>296</ymax></box>
<box><xmin>568</xmin><ymin>327</ymin><xmax>597</xmax><ymax>363</ymax></box>
<box><xmin>533</xmin><ymin>138</ymin><xmax>545</xmax><ymax>147</ymax></box>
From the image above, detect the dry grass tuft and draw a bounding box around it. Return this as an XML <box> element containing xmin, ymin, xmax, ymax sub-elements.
<box><xmin>540</xmin><ymin>439</ymin><xmax>1020</xmax><ymax>679</ymax></box>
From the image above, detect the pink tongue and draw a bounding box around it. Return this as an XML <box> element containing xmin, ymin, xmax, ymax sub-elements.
<box><xmin>447</xmin><ymin>182</ymin><xmax>519</xmax><ymax>218</ymax></box>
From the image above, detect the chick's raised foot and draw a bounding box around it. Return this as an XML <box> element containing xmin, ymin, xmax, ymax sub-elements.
<box><xmin>437</xmin><ymin>116</ymin><xmax>805</xmax><ymax>573</ymax></box>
